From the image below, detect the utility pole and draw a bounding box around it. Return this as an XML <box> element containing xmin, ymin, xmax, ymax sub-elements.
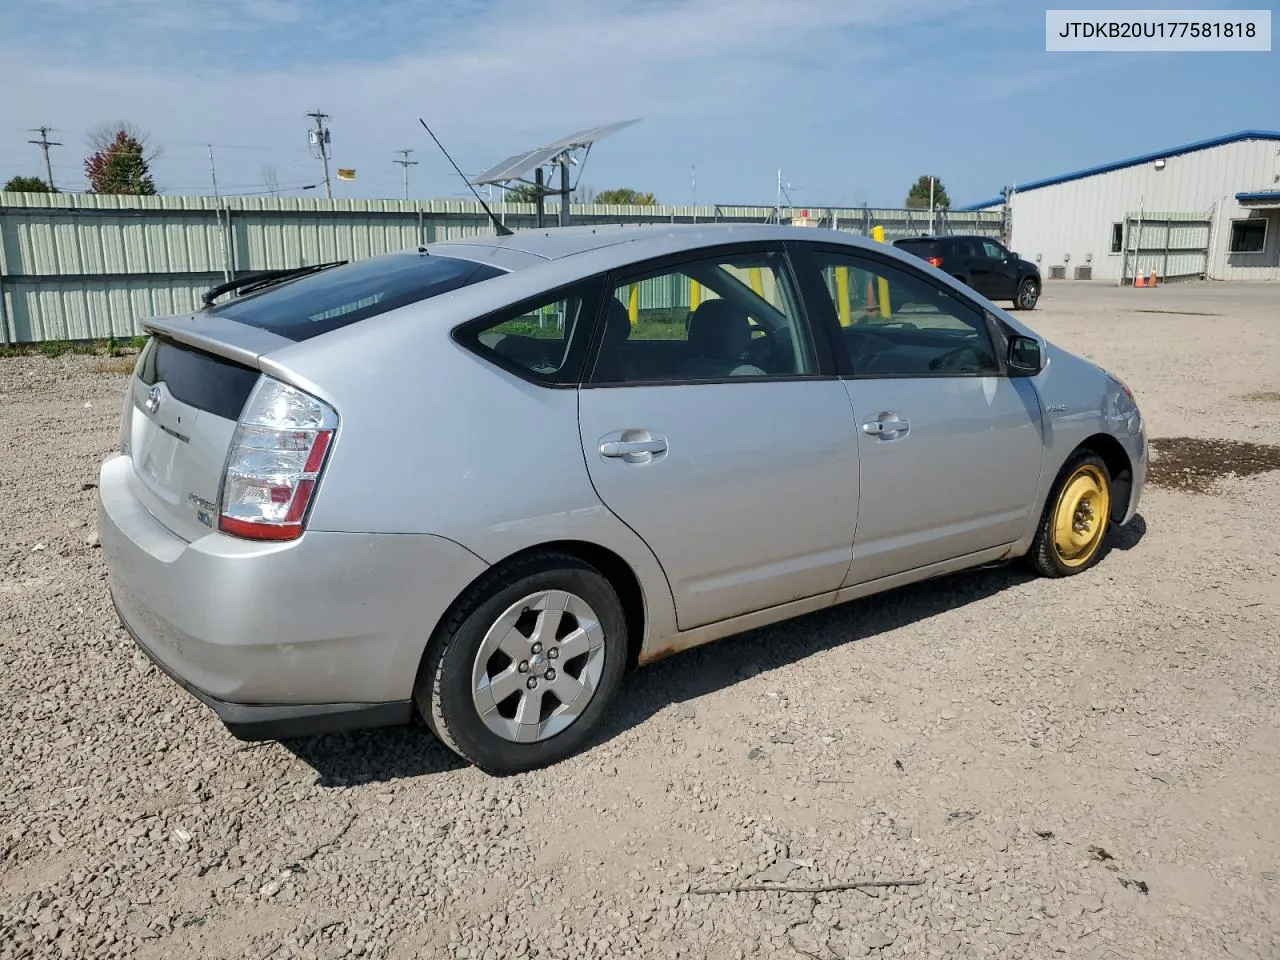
<box><xmin>393</xmin><ymin>149</ymin><xmax>418</xmax><ymax>200</ymax></box>
<box><xmin>305</xmin><ymin>110</ymin><xmax>332</xmax><ymax>199</ymax></box>
<box><xmin>691</xmin><ymin>165</ymin><xmax>697</xmax><ymax>224</ymax></box>
<box><xmin>928</xmin><ymin>176</ymin><xmax>935</xmax><ymax>235</ymax></box>
<box><xmin>27</xmin><ymin>126</ymin><xmax>62</xmax><ymax>190</ymax></box>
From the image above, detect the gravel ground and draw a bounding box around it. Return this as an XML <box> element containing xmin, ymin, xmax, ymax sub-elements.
<box><xmin>3</xmin><ymin>280</ymin><xmax>1279</xmax><ymax>960</ymax></box>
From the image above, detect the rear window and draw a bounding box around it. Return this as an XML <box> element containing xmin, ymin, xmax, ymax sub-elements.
<box><xmin>894</xmin><ymin>239</ymin><xmax>939</xmax><ymax>258</ymax></box>
<box><xmin>206</xmin><ymin>252</ymin><xmax>505</xmax><ymax>342</ymax></box>
<box><xmin>137</xmin><ymin>337</ymin><xmax>260</xmax><ymax>420</ymax></box>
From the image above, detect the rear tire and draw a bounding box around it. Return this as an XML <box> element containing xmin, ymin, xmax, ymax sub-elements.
<box><xmin>1014</xmin><ymin>277</ymin><xmax>1040</xmax><ymax>310</ymax></box>
<box><xmin>1028</xmin><ymin>451</ymin><xmax>1112</xmax><ymax>578</ymax></box>
<box><xmin>415</xmin><ymin>551</ymin><xmax>628</xmax><ymax>775</ymax></box>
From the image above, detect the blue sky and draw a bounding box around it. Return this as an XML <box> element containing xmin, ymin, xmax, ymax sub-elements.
<box><xmin>0</xmin><ymin>0</ymin><xmax>1273</xmax><ymax>208</ymax></box>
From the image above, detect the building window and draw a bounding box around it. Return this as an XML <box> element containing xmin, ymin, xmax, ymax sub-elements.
<box><xmin>1229</xmin><ymin>219</ymin><xmax>1267</xmax><ymax>254</ymax></box>
<box><xmin>1110</xmin><ymin>223</ymin><xmax>1124</xmax><ymax>254</ymax></box>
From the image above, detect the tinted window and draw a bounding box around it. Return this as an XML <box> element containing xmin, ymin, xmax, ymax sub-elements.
<box><xmin>589</xmin><ymin>249</ymin><xmax>816</xmax><ymax>384</ymax></box>
<box><xmin>456</xmin><ymin>281</ymin><xmax>601</xmax><ymax>385</ymax></box>
<box><xmin>1230</xmin><ymin>219</ymin><xmax>1266</xmax><ymax>253</ymax></box>
<box><xmin>207</xmin><ymin>252</ymin><xmax>504</xmax><ymax>342</ymax></box>
<box><xmin>980</xmin><ymin>240</ymin><xmax>1007</xmax><ymax>259</ymax></box>
<box><xmin>895</xmin><ymin>239</ymin><xmax>939</xmax><ymax>259</ymax></box>
<box><xmin>808</xmin><ymin>249</ymin><xmax>1000</xmax><ymax>377</ymax></box>
<box><xmin>137</xmin><ymin>337</ymin><xmax>260</xmax><ymax>420</ymax></box>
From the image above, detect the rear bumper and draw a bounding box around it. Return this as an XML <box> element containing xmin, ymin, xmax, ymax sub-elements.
<box><xmin>97</xmin><ymin>453</ymin><xmax>490</xmax><ymax>740</ymax></box>
<box><xmin>114</xmin><ymin>598</ymin><xmax>413</xmax><ymax>740</ymax></box>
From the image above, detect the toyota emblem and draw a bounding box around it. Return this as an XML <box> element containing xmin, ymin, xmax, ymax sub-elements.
<box><xmin>144</xmin><ymin>385</ymin><xmax>161</xmax><ymax>414</ymax></box>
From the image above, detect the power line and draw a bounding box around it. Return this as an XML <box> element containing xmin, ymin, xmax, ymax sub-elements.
<box><xmin>393</xmin><ymin>149</ymin><xmax>418</xmax><ymax>200</ymax></box>
<box><xmin>27</xmin><ymin>126</ymin><xmax>62</xmax><ymax>190</ymax></box>
<box><xmin>304</xmin><ymin>110</ymin><xmax>332</xmax><ymax>199</ymax></box>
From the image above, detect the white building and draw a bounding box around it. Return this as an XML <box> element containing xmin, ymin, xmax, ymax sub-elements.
<box><xmin>964</xmin><ymin>131</ymin><xmax>1280</xmax><ymax>283</ymax></box>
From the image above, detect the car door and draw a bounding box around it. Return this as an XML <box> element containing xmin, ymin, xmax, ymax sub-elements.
<box><xmin>789</xmin><ymin>242</ymin><xmax>1045</xmax><ymax>585</ymax></box>
<box><xmin>974</xmin><ymin>239</ymin><xmax>1019</xmax><ymax>301</ymax></box>
<box><xmin>576</xmin><ymin>244</ymin><xmax>860</xmax><ymax>631</ymax></box>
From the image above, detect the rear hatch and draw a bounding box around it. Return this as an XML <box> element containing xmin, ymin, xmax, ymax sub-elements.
<box><xmin>893</xmin><ymin>238</ymin><xmax>940</xmax><ymax>261</ymax></box>
<box><xmin>126</xmin><ymin>332</ymin><xmax>280</xmax><ymax>542</ymax></box>
<box><xmin>121</xmin><ymin>250</ymin><xmax>505</xmax><ymax>543</ymax></box>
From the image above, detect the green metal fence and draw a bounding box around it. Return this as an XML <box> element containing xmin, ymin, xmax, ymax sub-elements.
<box><xmin>0</xmin><ymin>193</ymin><xmax>1003</xmax><ymax>344</ymax></box>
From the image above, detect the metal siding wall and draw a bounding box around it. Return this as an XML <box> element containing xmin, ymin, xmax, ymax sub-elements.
<box><xmin>1008</xmin><ymin>139</ymin><xmax>1280</xmax><ymax>281</ymax></box>
<box><xmin>0</xmin><ymin>194</ymin><xmax>1003</xmax><ymax>343</ymax></box>
<box><xmin>7</xmin><ymin>276</ymin><xmax>215</xmax><ymax>342</ymax></box>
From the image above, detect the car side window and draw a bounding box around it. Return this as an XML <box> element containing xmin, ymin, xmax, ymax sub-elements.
<box><xmin>807</xmin><ymin>250</ymin><xmax>1001</xmax><ymax>377</ymax></box>
<box><xmin>981</xmin><ymin>240</ymin><xmax>1007</xmax><ymax>260</ymax></box>
<box><xmin>455</xmin><ymin>281</ymin><xmax>600</xmax><ymax>385</ymax></box>
<box><xmin>589</xmin><ymin>249</ymin><xmax>817</xmax><ymax>385</ymax></box>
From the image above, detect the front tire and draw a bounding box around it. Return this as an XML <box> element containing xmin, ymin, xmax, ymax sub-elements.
<box><xmin>415</xmin><ymin>552</ymin><xmax>628</xmax><ymax>775</ymax></box>
<box><xmin>1014</xmin><ymin>277</ymin><xmax>1040</xmax><ymax>310</ymax></box>
<box><xmin>1028</xmin><ymin>451</ymin><xmax>1112</xmax><ymax>578</ymax></box>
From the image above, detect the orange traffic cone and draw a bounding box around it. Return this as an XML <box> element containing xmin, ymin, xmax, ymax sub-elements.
<box><xmin>1134</xmin><ymin>269</ymin><xmax>1146</xmax><ymax>288</ymax></box>
<box><xmin>1149</xmin><ymin>269</ymin><xmax>1158</xmax><ymax>287</ymax></box>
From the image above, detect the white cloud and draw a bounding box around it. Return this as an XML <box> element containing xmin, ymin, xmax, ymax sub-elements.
<box><xmin>2</xmin><ymin>0</ymin><xmax>1047</xmax><ymax>200</ymax></box>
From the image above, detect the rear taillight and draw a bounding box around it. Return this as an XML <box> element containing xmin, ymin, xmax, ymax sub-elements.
<box><xmin>218</xmin><ymin>377</ymin><xmax>337</xmax><ymax>542</ymax></box>
<box><xmin>928</xmin><ymin>256</ymin><xmax>944</xmax><ymax>268</ymax></box>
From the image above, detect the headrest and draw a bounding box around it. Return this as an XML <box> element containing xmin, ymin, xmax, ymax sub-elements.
<box><xmin>603</xmin><ymin>297</ymin><xmax>631</xmax><ymax>345</ymax></box>
<box><xmin>687</xmin><ymin>298</ymin><xmax>751</xmax><ymax>360</ymax></box>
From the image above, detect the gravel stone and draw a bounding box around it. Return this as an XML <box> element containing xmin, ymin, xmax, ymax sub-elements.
<box><xmin>3</xmin><ymin>289</ymin><xmax>1280</xmax><ymax>958</ymax></box>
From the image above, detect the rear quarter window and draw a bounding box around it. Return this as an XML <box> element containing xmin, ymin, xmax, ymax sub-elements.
<box><xmin>206</xmin><ymin>252</ymin><xmax>505</xmax><ymax>341</ymax></box>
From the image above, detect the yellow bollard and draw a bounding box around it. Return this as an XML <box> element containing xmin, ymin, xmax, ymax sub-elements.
<box><xmin>834</xmin><ymin>266</ymin><xmax>851</xmax><ymax>326</ymax></box>
<box><xmin>870</xmin><ymin>226</ymin><xmax>891</xmax><ymax>318</ymax></box>
<box><xmin>690</xmin><ymin>279</ymin><xmax>702</xmax><ymax>310</ymax></box>
<box><xmin>628</xmin><ymin>284</ymin><xmax>639</xmax><ymax>325</ymax></box>
<box><xmin>749</xmin><ymin>267</ymin><xmax>765</xmax><ymax>297</ymax></box>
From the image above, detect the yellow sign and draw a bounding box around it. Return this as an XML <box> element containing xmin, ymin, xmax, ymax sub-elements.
<box><xmin>336</xmin><ymin>168</ymin><xmax>356</xmax><ymax>181</ymax></box>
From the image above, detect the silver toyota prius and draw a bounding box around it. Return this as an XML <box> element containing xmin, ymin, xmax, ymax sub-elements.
<box><xmin>97</xmin><ymin>223</ymin><xmax>1147</xmax><ymax>775</ymax></box>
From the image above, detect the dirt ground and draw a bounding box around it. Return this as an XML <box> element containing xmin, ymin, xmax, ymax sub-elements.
<box><xmin>2</xmin><ymin>279</ymin><xmax>1279</xmax><ymax>960</ymax></box>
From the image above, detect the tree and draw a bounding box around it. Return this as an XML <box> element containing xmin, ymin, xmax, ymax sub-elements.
<box><xmin>84</xmin><ymin>127</ymin><xmax>158</xmax><ymax>195</ymax></box>
<box><xmin>905</xmin><ymin>175</ymin><xmax>950</xmax><ymax>210</ymax></box>
<box><xmin>502</xmin><ymin>183</ymin><xmax>546</xmax><ymax>203</ymax></box>
<box><xmin>595</xmin><ymin>187</ymin><xmax>657</xmax><ymax>205</ymax></box>
<box><xmin>4</xmin><ymin>175</ymin><xmax>58</xmax><ymax>193</ymax></box>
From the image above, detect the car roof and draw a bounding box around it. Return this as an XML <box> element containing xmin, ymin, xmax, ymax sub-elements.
<box><xmin>896</xmin><ymin>234</ymin><xmax>989</xmax><ymax>243</ymax></box>
<box><xmin>426</xmin><ymin>222</ymin><xmax>886</xmax><ymax>269</ymax></box>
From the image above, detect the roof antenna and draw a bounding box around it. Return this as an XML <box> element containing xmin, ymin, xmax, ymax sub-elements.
<box><xmin>418</xmin><ymin>118</ymin><xmax>513</xmax><ymax>237</ymax></box>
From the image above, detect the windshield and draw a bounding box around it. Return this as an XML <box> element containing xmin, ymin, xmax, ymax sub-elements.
<box><xmin>207</xmin><ymin>251</ymin><xmax>505</xmax><ymax>341</ymax></box>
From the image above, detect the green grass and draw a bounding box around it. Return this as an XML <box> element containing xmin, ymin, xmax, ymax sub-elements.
<box><xmin>1</xmin><ymin>335</ymin><xmax>149</xmax><ymax>363</ymax></box>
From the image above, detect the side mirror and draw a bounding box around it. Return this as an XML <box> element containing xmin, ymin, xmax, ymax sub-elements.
<box><xmin>1007</xmin><ymin>335</ymin><xmax>1043</xmax><ymax>376</ymax></box>
<box><xmin>1008</xmin><ymin>251</ymin><xmax>1020</xmax><ymax>261</ymax></box>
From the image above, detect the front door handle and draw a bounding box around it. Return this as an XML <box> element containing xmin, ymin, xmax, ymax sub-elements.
<box><xmin>862</xmin><ymin>415</ymin><xmax>910</xmax><ymax>437</ymax></box>
<box><xmin>600</xmin><ymin>439</ymin><xmax>667</xmax><ymax>457</ymax></box>
<box><xmin>598</xmin><ymin>431</ymin><xmax>669</xmax><ymax>463</ymax></box>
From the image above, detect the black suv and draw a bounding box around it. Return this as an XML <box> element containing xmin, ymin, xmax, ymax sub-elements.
<box><xmin>893</xmin><ymin>234</ymin><xmax>1041</xmax><ymax>310</ymax></box>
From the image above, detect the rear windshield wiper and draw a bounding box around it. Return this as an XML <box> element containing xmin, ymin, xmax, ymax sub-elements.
<box><xmin>201</xmin><ymin>260</ymin><xmax>348</xmax><ymax>308</ymax></box>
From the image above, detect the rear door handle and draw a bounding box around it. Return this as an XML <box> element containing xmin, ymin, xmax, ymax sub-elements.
<box><xmin>862</xmin><ymin>415</ymin><xmax>910</xmax><ymax>437</ymax></box>
<box><xmin>600</xmin><ymin>439</ymin><xmax>667</xmax><ymax>457</ymax></box>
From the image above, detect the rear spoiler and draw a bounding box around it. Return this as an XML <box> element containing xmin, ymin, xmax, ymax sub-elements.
<box><xmin>142</xmin><ymin>313</ymin><xmax>298</xmax><ymax>370</ymax></box>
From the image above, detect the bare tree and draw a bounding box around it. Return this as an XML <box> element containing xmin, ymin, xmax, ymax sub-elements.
<box><xmin>261</xmin><ymin>165</ymin><xmax>280</xmax><ymax>196</ymax></box>
<box><xmin>87</xmin><ymin>121</ymin><xmax>162</xmax><ymax>165</ymax></box>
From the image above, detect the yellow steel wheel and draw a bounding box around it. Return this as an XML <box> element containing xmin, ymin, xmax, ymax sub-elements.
<box><xmin>1050</xmin><ymin>463</ymin><xmax>1110</xmax><ymax>568</ymax></box>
